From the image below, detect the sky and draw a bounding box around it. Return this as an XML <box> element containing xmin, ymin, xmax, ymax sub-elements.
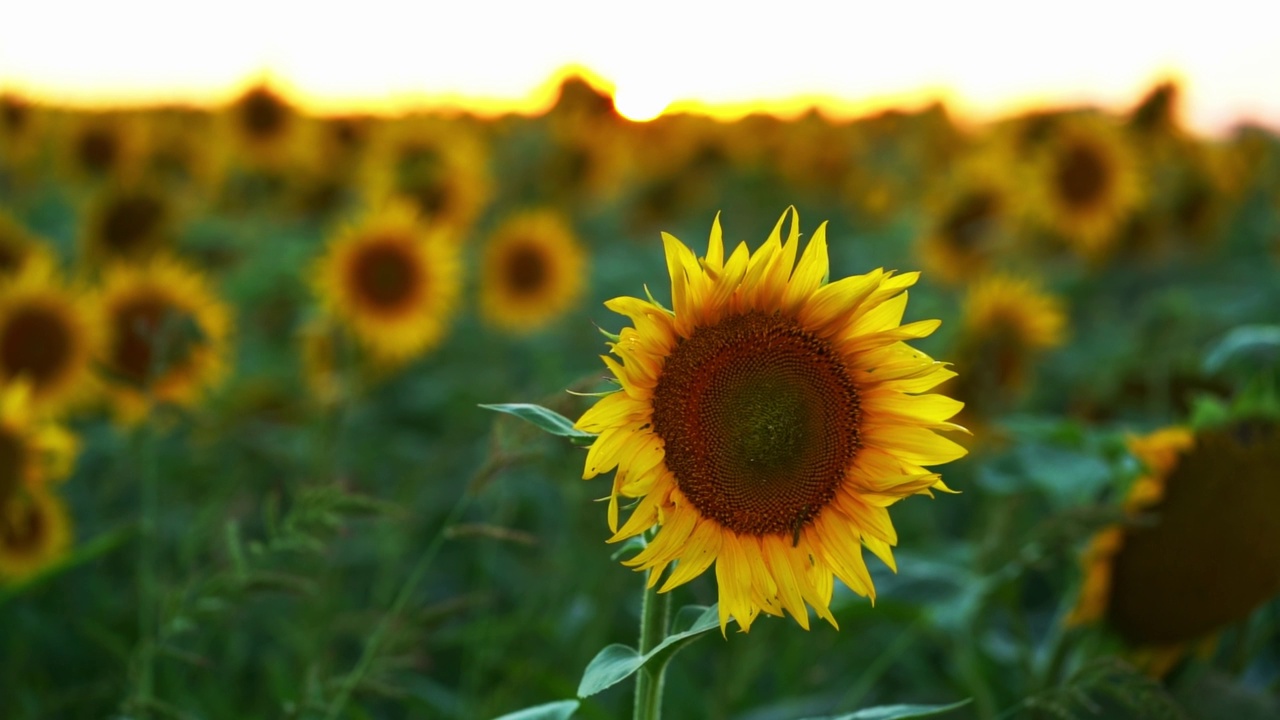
<box><xmin>2</xmin><ymin>1</ymin><xmax>1278</xmax><ymax>132</ymax></box>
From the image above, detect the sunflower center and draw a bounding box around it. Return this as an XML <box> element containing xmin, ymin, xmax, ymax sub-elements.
<box><xmin>242</xmin><ymin>89</ymin><xmax>288</xmax><ymax>139</ymax></box>
<box><xmin>101</xmin><ymin>194</ymin><xmax>165</xmax><ymax>257</ymax></box>
<box><xmin>109</xmin><ymin>296</ymin><xmax>197</xmax><ymax>386</ymax></box>
<box><xmin>0</xmin><ymin>498</ymin><xmax>46</xmax><ymax>554</ymax></box>
<box><xmin>0</xmin><ymin>242</ymin><xmax>21</xmax><ymax>276</ymax></box>
<box><xmin>0</xmin><ymin>430</ymin><xmax>25</xmax><ymax>502</ymax></box>
<box><xmin>350</xmin><ymin>240</ymin><xmax>421</xmax><ymax>312</ymax></box>
<box><xmin>1</xmin><ymin>97</ymin><xmax>27</xmax><ymax>133</ymax></box>
<box><xmin>1106</xmin><ymin>422</ymin><xmax>1280</xmax><ymax>646</ymax></box>
<box><xmin>503</xmin><ymin>242</ymin><xmax>549</xmax><ymax>296</ymax></box>
<box><xmin>78</xmin><ymin>128</ymin><xmax>118</xmax><ymax>175</ymax></box>
<box><xmin>942</xmin><ymin>190</ymin><xmax>999</xmax><ymax>250</ymax></box>
<box><xmin>651</xmin><ymin>311</ymin><xmax>861</xmax><ymax>537</ymax></box>
<box><xmin>1055</xmin><ymin>142</ymin><xmax>1110</xmax><ymax>210</ymax></box>
<box><xmin>0</xmin><ymin>303</ymin><xmax>73</xmax><ymax>388</ymax></box>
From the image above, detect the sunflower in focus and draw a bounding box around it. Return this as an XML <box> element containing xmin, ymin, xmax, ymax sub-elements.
<box><xmin>480</xmin><ymin>210</ymin><xmax>586</xmax><ymax>333</ymax></box>
<box><xmin>1070</xmin><ymin>421</ymin><xmax>1280</xmax><ymax>675</ymax></box>
<box><xmin>0</xmin><ymin>381</ymin><xmax>79</xmax><ymax>497</ymax></box>
<box><xmin>362</xmin><ymin>118</ymin><xmax>491</xmax><ymax>237</ymax></box>
<box><xmin>575</xmin><ymin>209</ymin><xmax>967</xmax><ymax>632</ymax></box>
<box><xmin>0</xmin><ymin>487</ymin><xmax>72</xmax><ymax>583</ymax></box>
<box><xmin>95</xmin><ymin>258</ymin><xmax>231</xmax><ymax>423</ymax></box>
<box><xmin>1029</xmin><ymin>114</ymin><xmax>1144</xmax><ymax>260</ymax></box>
<box><xmin>313</xmin><ymin>203</ymin><xmax>461</xmax><ymax>366</ymax></box>
<box><xmin>0</xmin><ymin>260</ymin><xmax>100</xmax><ymax>414</ymax></box>
<box><xmin>80</xmin><ymin>182</ymin><xmax>177</xmax><ymax>266</ymax></box>
<box><xmin>0</xmin><ymin>212</ymin><xmax>55</xmax><ymax>283</ymax></box>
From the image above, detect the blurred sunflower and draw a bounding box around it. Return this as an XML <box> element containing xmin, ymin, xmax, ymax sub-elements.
<box><xmin>1070</xmin><ymin>421</ymin><xmax>1280</xmax><ymax>675</ymax></box>
<box><xmin>0</xmin><ymin>487</ymin><xmax>72</xmax><ymax>583</ymax></box>
<box><xmin>225</xmin><ymin>82</ymin><xmax>303</xmax><ymax>171</ymax></box>
<box><xmin>575</xmin><ymin>209</ymin><xmax>967</xmax><ymax>632</ymax></box>
<box><xmin>140</xmin><ymin>107</ymin><xmax>226</xmax><ymax>198</ymax></box>
<box><xmin>958</xmin><ymin>274</ymin><xmax>1067</xmax><ymax>389</ymax></box>
<box><xmin>541</xmin><ymin>124</ymin><xmax>634</xmax><ymax>205</ymax></box>
<box><xmin>59</xmin><ymin>111</ymin><xmax>144</xmax><ymax>186</ymax></box>
<box><xmin>942</xmin><ymin>275</ymin><xmax>1066</xmax><ymax>433</ymax></box>
<box><xmin>480</xmin><ymin>210</ymin><xmax>586</xmax><ymax>333</ymax></box>
<box><xmin>95</xmin><ymin>258</ymin><xmax>231</xmax><ymax>423</ymax></box>
<box><xmin>80</xmin><ymin>182</ymin><xmax>177</xmax><ymax>266</ymax></box>
<box><xmin>917</xmin><ymin>150</ymin><xmax>1018</xmax><ymax>284</ymax></box>
<box><xmin>362</xmin><ymin>118</ymin><xmax>491</xmax><ymax>237</ymax></box>
<box><xmin>0</xmin><ymin>92</ymin><xmax>46</xmax><ymax>174</ymax></box>
<box><xmin>0</xmin><ymin>260</ymin><xmax>100</xmax><ymax>413</ymax></box>
<box><xmin>0</xmin><ymin>381</ymin><xmax>79</xmax><ymax>497</ymax></box>
<box><xmin>1127</xmin><ymin>80</ymin><xmax>1183</xmax><ymax>141</ymax></box>
<box><xmin>312</xmin><ymin>203</ymin><xmax>461</xmax><ymax>366</ymax></box>
<box><xmin>1030</xmin><ymin>114</ymin><xmax>1144</xmax><ymax>260</ymax></box>
<box><xmin>0</xmin><ymin>212</ymin><xmax>55</xmax><ymax>283</ymax></box>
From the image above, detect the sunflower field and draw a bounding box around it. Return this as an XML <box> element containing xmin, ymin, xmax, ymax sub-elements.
<box><xmin>1</xmin><ymin>78</ymin><xmax>1279</xmax><ymax>720</ymax></box>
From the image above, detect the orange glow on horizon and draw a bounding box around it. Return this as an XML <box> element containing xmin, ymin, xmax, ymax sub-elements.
<box><xmin>2</xmin><ymin>1</ymin><xmax>1279</xmax><ymax>134</ymax></box>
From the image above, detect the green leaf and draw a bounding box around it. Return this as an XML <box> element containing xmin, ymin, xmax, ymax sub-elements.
<box><xmin>577</xmin><ymin>604</ymin><xmax>721</xmax><ymax>698</ymax></box>
<box><xmin>478</xmin><ymin>403</ymin><xmax>596</xmax><ymax>440</ymax></box>
<box><xmin>1204</xmin><ymin>324</ymin><xmax>1280</xmax><ymax>372</ymax></box>
<box><xmin>799</xmin><ymin>699</ymin><xmax>972</xmax><ymax>720</ymax></box>
<box><xmin>491</xmin><ymin>699</ymin><xmax>579</xmax><ymax>720</ymax></box>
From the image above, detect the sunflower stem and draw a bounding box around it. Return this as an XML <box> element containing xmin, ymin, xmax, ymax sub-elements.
<box><xmin>634</xmin><ymin>554</ymin><xmax>672</xmax><ymax>720</ymax></box>
<box><xmin>130</xmin><ymin>418</ymin><xmax>160</xmax><ymax>715</ymax></box>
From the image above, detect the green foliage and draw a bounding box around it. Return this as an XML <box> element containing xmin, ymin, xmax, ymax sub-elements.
<box><xmin>799</xmin><ymin>699</ymin><xmax>972</xmax><ymax>720</ymax></box>
<box><xmin>492</xmin><ymin>700</ymin><xmax>582</xmax><ymax>720</ymax></box>
<box><xmin>577</xmin><ymin>605</ymin><xmax>721</xmax><ymax>697</ymax></box>
<box><xmin>480</xmin><ymin>403</ymin><xmax>597</xmax><ymax>444</ymax></box>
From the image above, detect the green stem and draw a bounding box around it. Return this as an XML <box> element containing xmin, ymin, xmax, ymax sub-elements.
<box><xmin>633</xmin><ymin>564</ymin><xmax>672</xmax><ymax>720</ymax></box>
<box><xmin>133</xmin><ymin>421</ymin><xmax>160</xmax><ymax>715</ymax></box>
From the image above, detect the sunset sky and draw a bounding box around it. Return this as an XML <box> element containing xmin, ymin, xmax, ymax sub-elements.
<box><xmin>3</xmin><ymin>1</ymin><xmax>1278</xmax><ymax>131</ymax></box>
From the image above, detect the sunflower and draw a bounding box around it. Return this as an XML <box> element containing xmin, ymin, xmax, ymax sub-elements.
<box><xmin>480</xmin><ymin>210</ymin><xmax>586</xmax><ymax>333</ymax></box>
<box><xmin>225</xmin><ymin>82</ymin><xmax>303</xmax><ymax>171</ymax></box>
<box><xmin>312</xmin><ymin>203</ymin><xmax>461</xmax><ymax>366</ymax></box>
<box><xmin>58</xmin><ymin>111</ymin><xmax>144</xmax><ymax>186</ymax></box>
<box><xmin>575</xmin><ymin>209</ymin><xmax>967</xmax><ymax>632</ymax></box>
<box><xmin>361</xmin><ymin>117</ymin><xmax>491</xmax><ymax>238</ymax></box>
<box><xmin>941</xmin><ymin>274</ymin><xmax>1066</xmax><ymax>436</ymax></box>
<box><xmin>1029</xmin><ymin>114</ymin><xmax>1144</xmax><ymax>260</ymax></box>
<box><xmin>0</xmin><ymin>487</ymin><xmax>72</xmax><ymax>583</ymax></box>
<box><xmin>139</xmin><ymin>107</ymin><xmax>227</xmax><ymax>198</ymax></box>
<box><xmin>1127</xmin><ymin>81</ymin><xmax>1183</xmax><ymax>140</ymax></box>
<box><xmin>0</xmin><ymin>212</ymin><xmax>55</xmax><ymax>284</ymax></box>
<box><xmin>0</xmin><ymin>92</ymin><xmax>46</xmax><ymax>174</ymax></box>
<box><xmin>0</xmin><ymin>259</ymin><xmax>100</xmax><ymax>414</ymax></box>
<box><xmin>0</xmin><ymin>382</ymin><xmax>78</xmax><ymax>499</ymax></box>
<box><xmin>917</xmin><ymin>149</ymin><xmax>1019</xmax><ymax>284</ymax></box>
<box><xmin>80</xmin><ymin>182</ymin><xmax>177</xmax><ymax>266</ymax></box>
<box><xmin>957</xmin><ymin>274</ymin><xmax>1067</xmax><ymax>389</ymax></box>
<box><xmin>1070</xmin><ymin>421</ymin><xmax>1280</xmax><ymax>675</ymax></box>
<box><xmin>95</xmin><ymin>257</ymin><xmax>231</xmax><ymax>423</ymax></box>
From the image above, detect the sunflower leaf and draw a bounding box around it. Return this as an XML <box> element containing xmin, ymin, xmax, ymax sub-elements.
<box><xmin>798</xmin><ymin>699</ymin><xmax>972</xmax><ymax>720</ymax></box>
<box><xmin>479</xmin><ymin>403</ymin><xmax>596</xmax><ymax>440</ymax></box>
<box><xmin>577</xmin><ymin>604</ymin><xmax>721</xmax><ymax>698</ymax></box>
<box><xmin>491</xmin><ymin>699</ymin><xmax>580</xmax><ymax>720</ymax></box>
